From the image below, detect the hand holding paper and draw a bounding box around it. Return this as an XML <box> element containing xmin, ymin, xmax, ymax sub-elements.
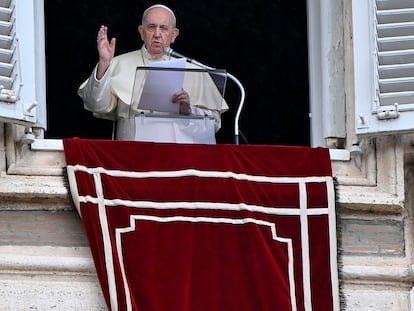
<box><xmin>136</xmin><ymin>58</ymin><xmax>187</xmax><ymax>113</ymax></box>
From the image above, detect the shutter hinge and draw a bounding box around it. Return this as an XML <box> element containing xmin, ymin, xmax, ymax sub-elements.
<box><xmin>377</xmin><ymin>103</ymin><xmax>399</xmax><ymax>120</ymax></box>
<box><xmin>0</xmin><ymin>88</ymin><xmax>18</xmax><ymax>103</ymax></box>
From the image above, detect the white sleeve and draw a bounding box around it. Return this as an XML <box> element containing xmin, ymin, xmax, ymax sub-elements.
<box><xmin>77</xmin><ymin>64</ymin><xmax>116</xmax><ymax>114</ymax></box>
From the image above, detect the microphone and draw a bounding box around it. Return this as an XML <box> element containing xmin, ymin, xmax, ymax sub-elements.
<box><xmin>164</xmin><ymin>47</ymin><xmax>192</xmax><ymax>62</ymax></box>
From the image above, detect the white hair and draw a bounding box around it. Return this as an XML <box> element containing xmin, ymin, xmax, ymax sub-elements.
<box><xmin>141</xmin><ymin>4</ymin><xmax>177</xmax><ymax>27</ymax></box>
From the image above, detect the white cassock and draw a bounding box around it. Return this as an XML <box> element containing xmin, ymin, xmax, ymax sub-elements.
<box><xmin>78</xmin><ymin>45</ymin><xmax>228</xmax><ymax>144</ymax></box>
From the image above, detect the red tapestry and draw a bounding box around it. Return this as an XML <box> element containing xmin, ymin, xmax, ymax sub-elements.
<box><xmin>63</xmin><ymin>138</ymin><xmax>340</xmax><ymax>311</ymax></box>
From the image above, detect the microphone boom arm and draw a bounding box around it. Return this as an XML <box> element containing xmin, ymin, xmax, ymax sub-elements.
<box><xmin>165</xmin><ymin>47</ymin><xmax>245</xmax><ymax>144</ymax></box>
<box><xmin>189</xmin><ymin>59</ymin><xmax>245</xmax><ymax>145</ymax></box>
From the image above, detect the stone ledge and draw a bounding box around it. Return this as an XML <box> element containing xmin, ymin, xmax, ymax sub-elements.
<box><xmin>0</xmin><ymin>246</ymin><xmax>95</xmax><ymax>275</ymax></box>
<box><xmin>0</xmin><ymin>174</ymin><xmax>72</xmax><ymax>210</ymax></box>
<box><xmin>337</xmin><ymin>186</ymin><xmax>404</xmax><ymax>213</ymax></box>
<box><xmin>342</xmin><ymin>263</ymin><xmax>414</xmax><ymax>283</ymax></box>
<box><xmin>0</xmin><ymin>276</ymin><xmax>106</xmax><ymax>310</ymax></box>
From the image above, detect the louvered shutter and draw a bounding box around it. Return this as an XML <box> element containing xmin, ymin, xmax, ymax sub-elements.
<box><xmin>0</xmin><ymin>1</ymin><xmax>19</xmax><ymax>104</ymax></box>
<box><xmin>0</xmin><ymin>0</ymin><xmax>46</xmax><ymax>127</ymax></box>
<box><xmin>353</xmin><ymin>0</ymin><xmax>414</xmax><ymax>136</ymax></box>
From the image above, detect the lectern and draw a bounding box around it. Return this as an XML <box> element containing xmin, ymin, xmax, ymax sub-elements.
<box><xmin>124</xmin><ymin>65</ymin><xmax>227</xmax><ymax>144</ymax></box>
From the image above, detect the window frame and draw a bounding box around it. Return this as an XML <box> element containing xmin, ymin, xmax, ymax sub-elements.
<box><xmin>12</xmin><ymin>0</ymin><xmax>350</xmax><ymax>163</ymax></box>
<box><xmin>307</xmin><ymin>0</ymin><xmax>347</xmax><ymax>148</ymax></box>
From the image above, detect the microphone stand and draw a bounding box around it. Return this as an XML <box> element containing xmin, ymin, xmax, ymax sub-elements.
<box><xmin>186</xmin><ymin>59</ymin><xmax>246</xmax><ymax>145</ymax></box>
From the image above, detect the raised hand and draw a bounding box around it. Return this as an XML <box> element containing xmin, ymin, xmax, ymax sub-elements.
<box><xmin>96</xmin><ymin>25</ymin><xmax>116</xmax><ymax>79</ymax></box>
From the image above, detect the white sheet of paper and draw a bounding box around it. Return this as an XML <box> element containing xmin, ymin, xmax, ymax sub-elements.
<box><xmin>137</xmin><ymin>58</ymin><xmax>187</xmax><ymax>113</ymax></box>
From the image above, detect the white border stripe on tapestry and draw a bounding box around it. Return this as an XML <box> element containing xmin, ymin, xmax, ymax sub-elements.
<box><xmin>327</xmin><ymin>177</ymin><xmax>340</xmax><ymax>311</ymax></box>
<box><xmin>66</xmin><ymin>166</ymin><xmax>81</xmax><ymax>215</ymax></box>
<box><xmin>115</xmin><ymin>216</ymin><xmax>298</xmax><ymax>311</ymax></box>
<box><xmin>93</xmin><ymin>173</ymin><xmax>118</xmax><ymax>311</ymax></box>
<box><xmin>67</xmin><ymin>165</ymin><xmax>331</xmax><ymax>184</ymax></box>
<box><xmin>78</xmin><ymin>197</ymin><xmax>330</xmax><ymax>216</ymax></box>
<box><xmin>299</xmin><ymin>182</ymin><xmax>312</xmax><ymax>311</ymax></box>
<box><xmin>115</xmin><ymin>221</ymin><xmax>133</xmax><ymax>310</ymax></box>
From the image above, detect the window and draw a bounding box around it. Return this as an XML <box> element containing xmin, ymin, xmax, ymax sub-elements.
<box><xmin>43</xmin><ymin>2</ymin><xmax>310</xmax><ymax>146</ymax></box>
<box><xmin>353</xmin><ymin>0</ymin><xmax>414</xmax><ymax>136</ymax></box>
<box><xmin>0</xmin><ymin>0</ymin><xmax>46</xmax><ymax>128</ymax></box>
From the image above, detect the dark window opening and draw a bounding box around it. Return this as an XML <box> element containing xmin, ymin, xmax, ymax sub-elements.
<box><xmin>44</xmin><ymin>1</ymin><xmax>309</xmax><ymax>146</ymax></box>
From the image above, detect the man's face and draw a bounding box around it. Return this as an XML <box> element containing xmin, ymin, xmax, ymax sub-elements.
<box><xmin>138</xmin><ymin>7</ymin><xmax>179</xmax><ymax>57</ymax></box>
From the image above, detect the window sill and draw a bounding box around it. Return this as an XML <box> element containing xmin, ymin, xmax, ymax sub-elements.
<box><xmin>31</xmin><ymin>138</ymin><xmax>64</xmax><ymax>151</ymax></box>
<box><xmin>32</xmin><ymin>139</ymin><xmax>350</xmax><ymax>161</ymax></box>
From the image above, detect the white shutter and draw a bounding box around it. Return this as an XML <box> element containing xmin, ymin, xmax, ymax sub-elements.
<box><xmin>353</xmin><ymin>0</ymin><xmax>414</xmax><ymax>136</ymax></box>
<box><xmin>0</xmin><ymin>0</ymin><xmax>46</xmax><ymax>127</ymax></box>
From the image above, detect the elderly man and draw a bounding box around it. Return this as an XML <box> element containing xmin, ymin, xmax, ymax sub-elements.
<box><xmin>78</xmin><ymin>4</ymin><xmax>228</xmax><ymax>143</ymax></box>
